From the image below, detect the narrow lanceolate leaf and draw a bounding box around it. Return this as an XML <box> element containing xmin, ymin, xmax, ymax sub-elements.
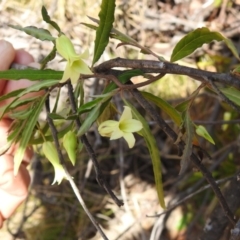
<box><xmin>180</xmin><ymin>111</ymin><xmax>194</xmax><ymax>175</ymax></box>
<box><xmin>0</xmin><ymin>78</ymin><xmax>59</xmax><ymax>119</ymax></box>
<box><xmin>13</xmin><ymin>95</ymin><xmax>47</xmax><ymax>175</ymax></box>
<box><xmin>0</xmin><ymin>69</ymin><xmax>62</xmax><ymax>80</ymax></box>
<box><xmin>41</xmin><ymin>6</ymin><xmax>61</xmax><ymax>33</ymax></box>
<box><xmin>0</xmin><ymin>79</ymin><xmax>59</xmax><ymax>119</ymax></box>
<box><xmin>171</xmin><ymin>27</ymin><xmax>240</xmax><ymax>62</ymax></box>
<box><xmin>9</xmin><ymin>107</ymin><xmax>35</xmax><ymax>120</ymax></box>
<box><xmin>141</xmin><ymin>91</ymin><xmax>182</xmax><ymax>126</ymax></box>
<box><xmin>124</xmin><ymin>100</ymin><xmax>166</xmax><ymax>209</ymax></box>
<box><xmin>40</xmin><ymin>45</ymin><xmax>57</xmax><ymax>69</ymax></box>
<box><xmin>219</xmin><ymin>87</ymin><xmax>240</xmax><ymax>106</ymax></box>
<box><xmin>223</xmin><ymin>37</ymin><xmax>240</xmax><ymax>61</ymax></box>
<box><xmin>92</xmin><ymin>0</ymin><xmax>116</xmax><ymax>65</ymax></box>
<box><xmin>9</xmin><ymin>25</ymin><xmax>55</xmax><ymax>41</ymax></box>
<box><xmin>86</xmin><ymin>16</ymin><xmax>138</xmax><ymax>45</ymax></box>
<box><xmin>77</xmin><ymin>91</ymin><xmax>115</xmax><ymax>137</ymax></box>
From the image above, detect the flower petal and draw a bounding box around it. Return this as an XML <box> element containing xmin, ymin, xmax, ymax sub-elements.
<box><xmin>122</xmin><ymin>132</ymin><xmax>135</xmax><ymax>148</ymax></box>
<box><xmin>110</xmin><ymin>129</ymin><xmax>123</xmax><ymax>140</ymax></box>
<box><xmin>119</xmin><ymin>106</ymin><xmax>132</xmax><ymax>122</ymax></box>
<box><xmin>52</xmin><ymin>163</ymin><xmax>67</xmax><ymax>185</ymax></box>
<box><xmin>80</xmin><ymin>49</ymin><xmax>90</xmax><ymax>60</ymax></box>
<box><xmin>71</xmin><ymin>59</ymin><xmax>92</xmax><ymax>75</ymax></box>
<box><xmin>56</xmin><ymin>35</ymin><xmax>78</xmax><ymax>61</ymax></box>
<box><xmin>98</xmin><ymin>120</ymin><xmax>119</xmax><ymax>137</ymax></box>
<box><xmin>60</xmin><ymin>62</ymin><xmax>71</xmax><ymax>83</ymax></box>
<box><xmin>120</xmin><ymin>119</ymin><xmax>143</xmax><ymax>133</ymax></box>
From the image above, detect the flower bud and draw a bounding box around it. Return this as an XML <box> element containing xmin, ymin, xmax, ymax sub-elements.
<box><xmin>63</xmin><ymin>130</ymin><xmax>77</xmax><ymax>166</ymax></box>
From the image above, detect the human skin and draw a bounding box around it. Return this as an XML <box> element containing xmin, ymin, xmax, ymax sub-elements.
<box><xmin>0</xmin><ymin>40</ymin><xmax>39</xmax><ymax>228</ymax></box>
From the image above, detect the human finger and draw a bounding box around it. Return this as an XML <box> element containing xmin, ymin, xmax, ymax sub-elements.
<box><xmin>0</xmin><ymin>40</ymin><xmax>15</xmax><ymax>95</ymax></box>
<box><xmin>1</xmin><ymin>49</ymin><xmax>43</xmax><ymax>113</ymax></box>
<box><xmin>0</xmin><ymin>155</ymin><xmax>30</xmax><ymax>227</ymax></box>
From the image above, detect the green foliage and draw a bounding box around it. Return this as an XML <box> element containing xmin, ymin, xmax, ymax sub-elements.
<box><xmin>92</xmin><ymin>0</ymin><xmax>116</xmax><ymax>64</ymax></box>
<box><xmin>141</xmin><ymin>91</ymin><xmax>182</xmax><ymax>126</ymax></box>
<box><xmin>171</xmin><ymin>27</ymin><xmax>239</xmax><ymax>62</ymax></box>
<box><xmin>41</xmin><ymin>6</ymin><xmax>61</xmax><ymax>33</ymax></box>
<box><xmin>124</xmin><ymin>100</ymin><xmax>165</xmax><ymax>209</ymax></box>
<box><xmin>13</xmin><ymin>95</ymin><xmax>47</xmax><ymax>175</ymax></box>
<box><xmin>219</xmin><ymin>87</ymin><xmax>240</xmax><ymax>106</ymax></box>
<box><xmin>0</xmin><ymin>69</ymin><xmax>62</xmax><ymax>81</ymax></box>
<box><xmin>77</xmin><ymin>91</ymin><xmax>115</xmax><ymax>137</ymax></box>
<box><xmin>86</xmin><ymin>16</ymin><xmax>139</xmax><ymax>45</ymax></box>
<box><xmin>9</xmin><ymin>25</ymin><xmax>55</xmax><ymax>41</ymax></box>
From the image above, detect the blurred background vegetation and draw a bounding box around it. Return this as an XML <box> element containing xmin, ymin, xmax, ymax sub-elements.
<box><xmin>0</xmin><ymin>0</ymin><xmax>240</xmax><ymax>239</ymax></box>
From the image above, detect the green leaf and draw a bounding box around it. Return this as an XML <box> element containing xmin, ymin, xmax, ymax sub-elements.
<box><xmin>0</xmin><ymin>89</ymin><xmax>24</xmax><ymax>102</ymax></box>
<box><xmin>0</xmin><ymin>80</ymin><xmax>59</xmax><ymax>119</ymax></box>
<box><xmin>41</xmin><ymin>6</ymin><xmax>61</xmax><ymax>33</ymax></box>
<box><xmin>92</xmin><ymin>0</ymin><xmax>116</xmax><ymax>64</ymax></box>
<box><xmin>196</xmin><ymin>125</ymin><xmax>215</xmax><ymax>145</ymax></box>
<box><xmin>141</xmin><ymin>91</ymin><xmax>182</xmax><ymax>126</ymax></box>
<box><xmin>180</xmin><ymin>111</ymin><xmax>194</xmax><ymax>175</ymax></box>
<box><xmin>77</xmin><ymin>92</ymin><xmax>115</xmax><ymax>137</ymax></box>
<box><xmin>171</xmin><ymin>27</ymin><xmax>239</xmax><ymax>62</ymax></box>
<box><xmin>124</xmin><ymin>100</ymin><xmax>165</xmax><ymax>209</ymax></box>
<box><xmin>87</xmin><ymin>17</ymin><xmax>138</xmax><ymax>45</ymax></box>
<box><xmin>9</xmin><ymin>96</ymin><xmax>39</xmax><ymax>109</ymax></box>
<box><xmin>223</xmin><ymin>37</ymin><xmax>240</xmax><ymax>61</ymax></box>
<box><xmin>175</xmin><ymin>99</ymin><xmax>191</xmax><ymax>112</ymax></box>
<box><xmin>0</xmin><ymin>69</ymin><xmax>62</xmax><ymax>81</ymax></box>
<box><xmin>82</xmin><ymin>22</ymin><xmax>98</xmax><ymax>31</ymax></box>
<box><xmin>20</xmin><ymin>79</ymin><xmax>60</xmax><ymax>92</ymax></box>
<box><xmin>9</xmin><ymin>25</ymin><xmax>55</xmax><ymax>41</ymax></box>
<box><xmin>78</xmin><ymin>98</ymin><xmax>102</xmax><ymax>114</ymax></box>
<box><xmin>40</xmin><ymin>45</ymin><xmax>57</xmax><ymax>69</ymax></box>
<box><xmin>8</xmin><ymin>107</ymin><xmax>34</xmax><ymax>120</ymax></box>
<box><xmin>30</xmin><ymin>123</ymin><xmax>73</xmax><ymax>145</ymax></box>
<box><xmin>48</xmin><ymin>113</ymin><xmax>66</xmax><ymax>120</ymax></box>
<box><xmin>13</xmin><ymin>95</ymin><xmax>47</xmax><ymax>175</ymax></box>
<box><xmin>7</xmin><ymin>120</ymin><xmax>27</xmax><ymax>143</ymax></box>
<box><xmin>52</xmin><ymin>88</ymin><xmax>61</xmax><ymax>113</ymax></box>
<box><xmin>219</xmin><ymin>87</ymin><xmax>240</xmax><ymax>106</ymax></box>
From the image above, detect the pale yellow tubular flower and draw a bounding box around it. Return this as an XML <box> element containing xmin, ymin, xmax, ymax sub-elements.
<box><xmin>98</xmin><ymin>120</ymin><xmax>119</xmax><ymax>137</ymax></box>
<box><xmin>56</xmin><ymin>35</ymin><xmax>92</xmax><ymax>84</ymax></box>
<box><xmin>98</xmin><ymin>106</ymin><xmax>143</xmax><ymax>148</ymax></box>
<box><xmin>42</xmin><ymin>141</ymin><xmax>67</xmax><ymax>185</ymax></box>
<box><xmin>52</xmin><ymin>163</ymin><xmax>67</xmax><ymax>185</ymax></box>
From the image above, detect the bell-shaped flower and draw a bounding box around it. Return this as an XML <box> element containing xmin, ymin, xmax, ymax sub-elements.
<box><xmin>42</xmin><ymin>141</ymin><xmax>67</xmax><ymax>185</ymax></box>
<box><xmin>56</xmin><ymin>35</ymin><xmax>92</xmax><ymax>84</ymax></box>
<box><xmin>98</xmin><ymin>106</ymin><xmax>143</xmax><ymax>148</ymax></box>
